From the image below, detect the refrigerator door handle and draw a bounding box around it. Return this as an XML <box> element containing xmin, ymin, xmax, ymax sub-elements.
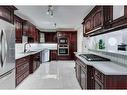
<box><xmin>1</xmin><ymin>29</ymin><xmax>7</xmax><ymax>67</ymax></box>
<box><xmin>0</xmin><ymin>29</ymin><xmax>2</xmax><ymax>67</ymax></box>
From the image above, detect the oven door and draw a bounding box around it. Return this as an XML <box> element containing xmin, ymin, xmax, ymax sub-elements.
<box><xmin>58</xmin><ymin>47</ymin><xmax>69</xmax><ymax>55</ymax></box>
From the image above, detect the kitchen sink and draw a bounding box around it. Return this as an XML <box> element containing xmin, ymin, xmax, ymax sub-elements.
<box><xmin>20</xmin><ymin>51</ymin><xmax>37</xmax><ymax>54</ymax></box>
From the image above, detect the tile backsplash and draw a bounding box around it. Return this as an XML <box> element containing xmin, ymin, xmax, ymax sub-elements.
<box><xmin>83</xmin><ymin>28</ymin><xmax>127</xmax><ymax>66</ymax></box>
<box><xmin>85</xmin><ymin>29</ymin><xmax>126</xmax><ymax>51</ymax></box>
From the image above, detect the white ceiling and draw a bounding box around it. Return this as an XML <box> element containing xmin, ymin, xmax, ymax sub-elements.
<box><xmin>15</xmin><ymin>6</ymin><xmax>94</xmax><ymax>31</ymax></box>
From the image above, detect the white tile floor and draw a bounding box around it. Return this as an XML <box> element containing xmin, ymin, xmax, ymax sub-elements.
<box><xmin>16</xmin><ymin>61</ymin><xmax>81</xmax><ymax>89</ymax></box>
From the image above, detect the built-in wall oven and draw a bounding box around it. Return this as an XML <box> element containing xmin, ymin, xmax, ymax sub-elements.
<box><xmin>58</xmin><ymin>45</ymin><xmax>69</xmax><ymax>55</ymax></box>
<box><xmin>58</xmin><ymin>36</ymin><xmax>69</xmax><ymax>56</ymax></box>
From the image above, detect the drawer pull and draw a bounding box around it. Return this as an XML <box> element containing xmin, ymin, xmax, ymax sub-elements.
<box><xmin>91</xmin><ymin>77</ymin><xmax>94</xmax><ymax>79</ymax></box>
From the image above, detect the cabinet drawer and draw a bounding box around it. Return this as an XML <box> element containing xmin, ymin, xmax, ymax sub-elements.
<box><xmin>16</xmin><ymin>56</ymin><xmax>29</xmax><ymax>67</ymax></box>
<box><xmin>16</xmin><ymin>70</ymin><xmax>29</xmax><ymax>86</ymax></box>
<box><xmin>16</xmin><ymin>63</ymin><xmax>29</xmax><ymax>76</ymax></box>
<box><xmin>16</xmin><ymin>65</ymin><xmax>29</xmax><ymax>78</ymax></box>
<box><xmin>95</xmin><ymin>69</ymin><xmax>104</xmax><ymax>83</ymax></box>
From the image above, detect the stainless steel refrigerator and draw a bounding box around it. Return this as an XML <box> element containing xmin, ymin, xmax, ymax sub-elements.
<box><xmin>0</xmin><ymin>19</ymin><xmax>15</xmax><ymax>89</ymax></box>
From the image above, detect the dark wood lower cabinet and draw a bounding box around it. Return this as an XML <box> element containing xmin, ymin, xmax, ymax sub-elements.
<box><xmin>16</xmin><ymin>52</ymin><xmax>41</xmax><ymax>87</ymax></box>
<box><xmin>29</xmin><ymin>53</ymin><xmax>40</xmax><ymax>74</ymax></box>
<box><xmin>16</xmin><ymin>56</ymin><xmax>30</xmax><ymax>87</ymax></box>
<box><xmin>95</xmin><ymin>69</ymin><xmax>127</xmax><ymax>89</ymax></box>
<box><xmin>50</xmin><ymin>50</ymin><xmax>57</xmax><ymax>61</ymax></box>
<box><xmin>75</xmin><ymin>56</ymin><xmax>127</xmax><ymax>89</ymax></box>
<box><xmin>75</xmin><ymin>62</ymin><xmax>81</xmax><ymax>84</ymax></box>
<box><xmin>75</xmin><ymin>58</ymin><xmax>94</xmax><ymax>89</ymax></box>
<box><xmin>80</xmin><ymin>66</ymin><xmax>87</xmax><ymax>89</ymax></box>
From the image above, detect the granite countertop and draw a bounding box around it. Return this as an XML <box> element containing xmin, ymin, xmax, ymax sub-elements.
<box><xmin>74</xmin><ymin>52</ymin><xmax>127</xmax><ymax>75</ymax></box>
<box><xmin>15</xmin><ymin>49</ymin><xmax>48</xmax><ymax>60</ymax></box>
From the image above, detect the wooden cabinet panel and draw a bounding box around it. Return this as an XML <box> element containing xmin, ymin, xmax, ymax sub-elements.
<box><xmin>82</xmin><ymin>6</ymin><xmax>113</xmax><ymax>36</ymax></box>
<box><xmin>50</xmin><ymin>50</ymin><xmax>57</xmax><ymax>60</ymax></box>
<box><xmin>29</xmin><ymin>53</ymin><xmax>40</xmax><ymax>74</ymax></box>
<box><xmin>111</xmin><ymin>6</ymin><xmax>127</xmax><ymax>28</ymax></box>
<box><xmin>124</xmin><ymin>6</ymin><xmax>127</xmax><ymax>16</ymax></box>
<box><xmin>75</xmin><ymin>62</ymin><xmax>81</xmax><ymax>84</ymax></box>
<box><xmin>16</xmin><ymin>56</ymin><xmax>30</xmax><ymax>87</ymax></box>
<box><xmin>75</xmin><ymin>58</ymin><xmax>94</xmax><ymax>89</ymax></box>
<box><xmin>93</xmin><ymin>9</ymin><xmax>102</xmax><ymax>28</ymax></box>
<box><xmin>23</xmin><ymin>20</ymin><xmax>29</xmax><ymax>36</ymax></box>
<box><xmin>85</xmin><ymin>17</ymin><xmax>92</xmax><ymax>33</ymax></box>
<box><xmin>0</xmin><ymin>6</ymin><xmax>16</xmax><ymax>24</ymax></box>
<box><xmin>70</xmin><ymin>32</ymin><xmax>77</xmax><ymax>60</ymax></box>
<box><xmin>23</xmin><ymin>20</ymin><xmax>40</xmax><ymax>43</ymax></box>
<box><xmin>45</xmin><ymin>32</ymin><xmax>57</xmax><ymax>43</ymax></box>
<box><xmin>14</xmin><ymin>15</ymin><xmax>23</xmax><ymax>43</ymax></box>
<box><xmin>94</xmin><ymin>68</ymin><xmax>127</xmax><ymax>89</ymax></box>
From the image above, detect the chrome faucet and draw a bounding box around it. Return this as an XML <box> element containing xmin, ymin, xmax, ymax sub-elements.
<box><xmin>24</xmin><ymin>43</ymin><xmax>31</xmax><ymax>53</ymax></box>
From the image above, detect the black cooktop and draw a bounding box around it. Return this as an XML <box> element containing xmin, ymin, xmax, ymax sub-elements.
<box><xmin>79</xmin><ymin>54</ymin><xmax>110</xmax><ymax>61</ymax></box>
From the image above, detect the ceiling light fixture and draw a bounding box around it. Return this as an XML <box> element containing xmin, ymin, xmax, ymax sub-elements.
<box><xmin>46</xmin><ymin>5</ymin><xmax>54</xmax><ymax>17</ymax></box>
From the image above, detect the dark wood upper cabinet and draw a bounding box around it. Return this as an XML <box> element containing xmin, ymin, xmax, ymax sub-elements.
<box><xmin>111</xmin><ymin>6</ymin><xmax>127</xmax><ymax>28</ymax></box>
<box><xmin>85</xmin><ymin>16</ymin><xmax>93</xmax><ymax>33</ymax></box>
<box><xmin>35</xmin><ymin>29</ymin><xmax>40</xmax><ymax>43</ymax></box>
<box><xmin>82</xmin><ymin>6</ymin><xmax>113</xmax><ymax>36</ymax></box>
<box><xmin>83</xmin><ymin>6</ymin><xmax>127</xmax><ymax>37</ymax></box>
<box><xmin>93</xmin><ymin>8</ymin><xmax>102</xmax><ymax>29</ymax></box>
<box><xmin>22</xmin><ymin>20</ymin><xmax>40</xmax><ymax>43</ymax></box>
<box><xmin>14</xmin><ymin>15</ymin><xmax>23</xmax><ymax>43</ymax></box>
<box><xmin>44</xmin><ymin>32</ymin><xmax>57</xmax><ymax>43</ymax></box>
<box><xmin>0</xmin><ymin>6</ymin><xmax>17</xmax><ymax>24</ymax></box>
<box><xmin>23</xmin><ymin>20</ymin><xmax>29</xmax><ymax>36</ymax></box>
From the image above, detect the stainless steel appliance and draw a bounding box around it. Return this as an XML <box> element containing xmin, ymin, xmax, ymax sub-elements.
<box><xmin>58</xmin><ymin>45</ymin><xmax>69</xmax><ymax>55</ymax></box>
<box><xmin>79</xmin><ymin>54</ymin><xmax>110</xmax><ymax>61</ymax></box>
<box><xmin>58</xmin><ymin>47</ymin><xmax>69</xmax><ymax>55</ymax></box>
<box><xmin>58</xmin><ymin>37</ymin><xmax>68</xmax><ymax>44</ymax></box>
<box><xmin>0</xmin><ymin>19</ymin><xmax>15</xmax><ymax>89</ymax></box>
<box><xmin>40</xmin><ymin>49</ymin><xmax>50</xmax><ymax>63</ymax></box>
<box><xmin>118</xmin><ymin>44</ymin><xmax>127</xmax><ymax>51</ymax></box>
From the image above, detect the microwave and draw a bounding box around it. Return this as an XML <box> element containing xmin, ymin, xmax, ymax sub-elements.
<box><xmin>58</xmin><ymin>37</ymin><xmax>68</xmax><ymax>44</ymax></box>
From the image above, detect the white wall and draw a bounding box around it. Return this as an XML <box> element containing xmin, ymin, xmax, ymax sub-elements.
<box><xmin>77</xmin><ymin>26</ymin><xmax>83</xmax><ymax>52</ymax></box>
